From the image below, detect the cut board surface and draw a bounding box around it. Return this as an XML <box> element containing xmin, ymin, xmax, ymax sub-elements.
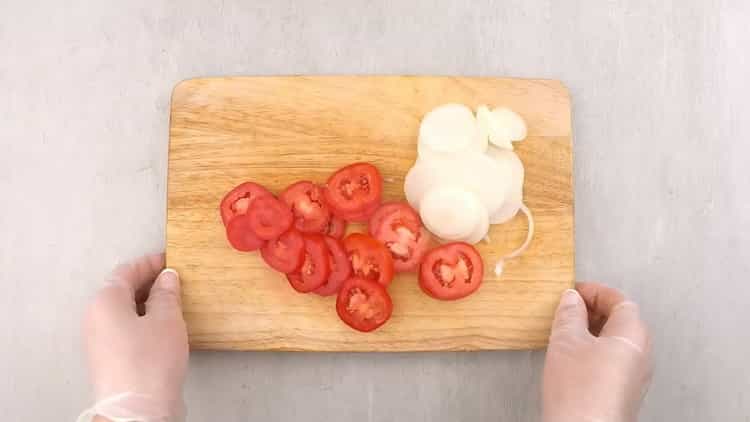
<box><xmin>167</xmin><ymin>76</ymin><xmax>574</xmax><ymax>351</ymax></box>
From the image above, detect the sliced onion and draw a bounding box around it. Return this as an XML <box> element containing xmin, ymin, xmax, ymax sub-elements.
<box><xmin>494</xmin><ymin>203</ymin><xmax>535</xmax><ymax>276</ymax></box>
<box><xmin>404</xmin><ymin>159</ymin><xmax>438</xmax><ymax>211</ymax></box>
<box><xmin>464</xmin><ymin>203</ymin><xmax>490</xmax><ymax>244</ymax></box>
<box><xmin>475</xmin><ymin>105</ymin><xmax>491</xmax><ymax>152</ymax></box>
<box><xmin>488</xmin><ymin>107</ymin><xmax>527</xmax><ymax>150</ymax></box>
<box><xmin>418</xmin><ymin>103</ymin><xmax>479</xmax><ymax>160</ymax></box>
<box><xmin>405</xmin><ymin>152</ymin><xmax>512</xmax><ymax>216</ymax></box>
<box><xmin>486</xmin><ymin>146</ymin><xmax>525</xmax><ymax>224</ymax></box>
<box><xmin>419</xmin><ymin>186</ymin><xmax>484</xmax><ymax>242</ymax></box>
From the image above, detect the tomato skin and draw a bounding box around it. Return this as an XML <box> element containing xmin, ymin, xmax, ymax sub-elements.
<box><xmin>336</xmin><ymin>277</ymin><xmax>393</xmax><ymax>332</ymax></box>
<box><xmin>322</xmin><ymin>215</ymin><xmax>347</xmax><ymax>239</ymax></box>
<box><xmin>280</xmin><ymin>181</ymin><xmax>332</xmax><ymax>233</ymax></box>
<box><xmin>369</xmin><ymin>202</ymin><xmax>431</xmax><ymax>272</ymax></box>
<box><xmin>286</xmin><ymin>234</ymin><xmax>331</xmax><ymax>293</ymax></box>
<box><xmin>314</xmin><ymin>236</ymin><xmax>352</xmax><ymax>296</ymax></box>
<box><xmin>225</xmin><ymin>214</ymin><xmax>266</xmax><ymax>252</ymax></box>
<box><xmin>324</xmin><ymin>163</ymin><xmax>383</xmax><ymax>220</ymax></box>
<box><xmin>220</xmin><ymin>182</ymin><xmax>273</xmax><ymax>226</ymax></box>
<box><xmin>336</xmin><ymin>200</ymin><xmax>381</xmax><ymax>223</ymax></box>
<box><xmin>246</xmin><ymin>196</ymin><xmax>294</xmax><ymax>240</ymax></box>
<box><xmin>260</xmin><ymin>229</ymin><xmax>305</xmax><ymax>273</ymax></box>
<box><xmin>285</xmin><ymin>273</ymin><xmax>305</xmax><ymax>292</ymax></box>
<box><xmin>418</xmin><ymin>242</ymin><xmax>484</xmax><ymax>301</ymax></box>
<box><xmin>343</xmin><ymin>233</ymin><xmax>395</xmax><ymax>287</ymax></box>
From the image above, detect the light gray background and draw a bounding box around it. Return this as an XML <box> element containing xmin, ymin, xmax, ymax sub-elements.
<box><xmin>1</xmin><ymin>1</ymin><xmax>748</xmax><ymax>420</ymax></box>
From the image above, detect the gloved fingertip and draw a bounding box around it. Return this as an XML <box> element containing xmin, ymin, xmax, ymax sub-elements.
<box><xmin>551</xmin><ymin>288</ymin><xmax>588</xmax><ymax>335</ymax></box>
<box><xmin>156</xmin><ymin>268</ymin><xmax>180</xmax><ymax>291</ymax></box>
<box><xmin>559</xmin><ymin>289</ymin><xmax>582</xmax><ymax>308</ymax></box>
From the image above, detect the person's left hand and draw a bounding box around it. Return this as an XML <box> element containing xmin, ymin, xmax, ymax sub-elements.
<box><xmin>80</xmin><ymin>253</ymin><xmax>188</xmax><ymax>422</ymax></box>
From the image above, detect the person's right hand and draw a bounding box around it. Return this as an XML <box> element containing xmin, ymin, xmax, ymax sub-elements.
<box><xmin>542</xmin><ymin>282</ymin><xmax>653</xmax><ymax>422</ymax></box>
<box><xmin>80</xmin><ymin>254</ymin><xmax>188</xmax><ymax>422</ymax></box>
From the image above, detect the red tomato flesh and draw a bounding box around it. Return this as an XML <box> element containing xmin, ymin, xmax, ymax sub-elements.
<box><xmin>321</xmin><ymin>215</ymin><xmax>347</xmax><ymax>239</ymax></box>
<box><xmin>286</xmin><ymin>234</ymin><xmax>331</xmax><ymax>293</ymax></box>
<box><xmin>336</xmin><ymin>277</ymin><xmax>393</xmax><ymax>332</ymax></box>
<box><xmin>260</xmin><ymin>229</ymin><xmax>305</xmax><ymax>273</ymax></box>
<box><xmin>246</xmin><ymin>196</ymin><xmax>293</xmax><ymax>240</ymax></box>
<box><xmin>367</xmin><ymin>202</ymin><xmax>404</xmax><ymax>235</ymax></box>
<box><xmin>280</xmin><ymin>181</ymin><xmax>331</xmax><ymax>233</ymax></box>
<box><xmin>343</xmin><ymin>233</ymin><xmax>395</xmax><ymax>287</ymax></box>
<box><xmin>369</xmin><ymin>202</ymin><xmax>431</xmax><ymax>272</ymax></box>
<box><xmin>336</xmin><ymin>200</ymin><xmax>381</xmax><ymax>223</ymax></box>
<box><xmin>314</xmin><ymin>236</ymin><xmax>353</xmax><ymax>296</ymax></box>
<box><xmin>225</xmin><ymin>214</ymin><xmax>265</xmax><ymax>252</ymax></box>
<box><xmin>419</xmin><ymin>242</ymin><xmax>484</xmax><ymax>300</ymax></box>
<box><xmin>324</xmin><ymin>163</ymin><xmax>383</xmax><ymax>221</ymax></box>
<box><xmin>219</xmin><ymin>182</ymin><xmax>273</xmax><ymax>226</ymax></box>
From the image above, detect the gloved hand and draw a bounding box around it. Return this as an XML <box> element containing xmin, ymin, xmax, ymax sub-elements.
<box><xmin>79</xmin><ymin>254</ymin><xmax>189</xmax><ymax>422</ymax></box>
<box><xmin>543</xmin><ymin>282</ymin><xmax>653</xmax><ymax>422</ymax></box>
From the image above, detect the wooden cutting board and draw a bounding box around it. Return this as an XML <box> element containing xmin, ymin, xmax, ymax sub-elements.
<box><xmin>167</xmin><ymin>76</ymin><xmax>574</xmax><ymax>351</ymax></box>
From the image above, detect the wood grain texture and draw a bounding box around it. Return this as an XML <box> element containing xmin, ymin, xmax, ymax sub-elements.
<box><xmin>166</xmin><ymin>76</ymin><xmax>574</xmax><ymax>351</ymax></box>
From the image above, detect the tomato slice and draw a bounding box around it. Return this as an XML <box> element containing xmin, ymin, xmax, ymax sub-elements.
<box><xmin>343</xmin><ymin>233</ymin><xmax>394</xmax><ymax>287</ymax></box>
<box><xmin>225</xmin><ymin>214</ymin><xmax>265</xmax><ymax>252</ymax></box>
<box><xmin>321</xmin><ymin>215</ymin><xmax>347</xmax><ymax>239</ymax></box>
<box><xmin>369</xmin><ymin>202</ymin><xmax>431</xmax><ymax>272</ymax></box>
<box><xmin>279</xmin><ymin>181</ymin><xmax>331</xmax><ymax>233</ymax></box>
<box><xmin>246</xmin><ymin>196</ymin><xmax>293</xmax><ymax>240</ymax></box>
<box><xmin>336</xmin><ymin>277</ymin><xmax>393</xmax><ymax>332</ymax></box>
<box><xmin>419</xmin><ymin>242</ymin><xmax>484</xmax><ymax>300</ymax></box>
<box><xmin>260</xmin><ymin>229</ymin><xmax>305</xmax><ymax>273</ymax></box>
<box><xmin>367</xmin><ymin>202</ymin><xmax>405</xmax><ymax>235</ymax></box>
<box><xmin>314</xmin><ymin>236</ymin><xmax>352</xmax><ymax>296</ymax></box>
<box><xmin>324</xmin><ymin>163</ymin><xmax>383</xmax><ymax>220</ymax></box>
<box><xmin>336</xmin><ymin>200</ymin><xmax>381</xmax><ymax>223</ymax></box>
<box><xmin>286</xmin><ymin>234</ymin><xmax>331</xmax><ymax>292</ymax></box>
<box><xmin>219</xmin><ymin>182</ymin><xmax>273</xmax><ymax>226</ymax></box>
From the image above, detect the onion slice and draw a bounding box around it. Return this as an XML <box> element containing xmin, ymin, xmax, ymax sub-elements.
<box><xmin>486</xmin><ymin>147</ymin><xmax>525</xmax><ymax>224</ymax></box>
<box><xmin>404</xmin><ymin>152</ymin><xmax>512</xmax><ymax>215</ymax></box>
<box><xmin>475</xmin><ymin>105</ymin><xmax>491</xmax><ymax>152</ymax></box>
<box><xmin>494</xmin><ymin>203</ymin><xmax>535</xmax><ymax>276</ymax></box>
<box><xmin>419</xmin><ymin>186</ymin><xmax>485</xmax><ymax>243</ymax></box>
<box><xmin>488</xmin><ymin>107</ymin><xmax>527</xmax><ymax>150</ymax></box>
<box><xmin>464</xmin><ymin>203</ymin><xmax>490</xmax><ymax>244</ymax></box>
<box><xmin>418</xmin><ymin>103</ymin><xmax>479</xmax><ymax>160</ymax></box>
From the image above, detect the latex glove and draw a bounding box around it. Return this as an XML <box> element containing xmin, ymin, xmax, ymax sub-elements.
<box><xmin>543</xmin><ymin>282</ymin><xmax>653</xmax><ymax>422</ymax></box>
<box><xmin>79</xmin><ymin>254</ymin><xmax>189</xmax><ymax>422</ymax></box>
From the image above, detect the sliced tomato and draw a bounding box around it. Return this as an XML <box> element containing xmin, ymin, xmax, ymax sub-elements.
<box><xmin>225</xmin><ymin>214</ymin><xmax>265</xmax><ymax>252</ymax></box>
<box><xmin>219</xmin><ymin>182</ymin><xmax>273</xmax><ymax>226</ymax></box>
<box><xmin>336</xmin><ymin>200</ymin><xmax>381</xmax><ymax>223</ymax></box>
<box><xmin>260</xmin><ymin>229</ymin><xmax>305</xmax><ymax>273</ymax></box>
<box><xmin>314</xmin><ymin>236</ymin><xmax>352</xmax><ymax>296</ymax></box>
<box><xmin>336</xmin><ymin>277</ymin><xmax>393</xmax><ymax>332</ymax></box>
<box><xmin>367</xmin><ymin>202</ymin><xmax>404</xmax><ymax>235</ymax></box>
<box><xmin>343</xmin><ymin>233</ymin><xmax>394</xmax><ymax>287</ymax></box>
<box><xmin>324</xmin><ymin>163</ymin><xmax>383</xmax><ymax>221</ymax></box>
<box><xmin>321</xmin><ymin>215</ymin><xmax>347</xmax><ymax>239</ymax></box>
<box><xmin>369</xmin><ymin>202</ymin><xmax>431</xmax><ymax>272</ymax></box>
<box><xmin>285</xmin><ymin>273</ymin><xmax>305</xmax><ymax>291</ymax></box>
<box><xmin>419</xmin><ymin>242</ymin><xmax>484</xmax><ymax>300</ymax></box>
<box><xmin>279</xmin><ymin>181</ymin><xmax>331</xmax><ymax>233</ymax></box>
<box><xmin>246</xmin><ymin>196</ymin><xmax>293</xmax><ymax>240</ymax></box>
<box><xmin>286</xmin><ymin>234</ymin><xmax>330</xmax><ymax>293</ymax></box>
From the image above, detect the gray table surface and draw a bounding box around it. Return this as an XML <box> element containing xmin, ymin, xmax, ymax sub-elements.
<box><xmin>2</xmin><ymin>1</ymin><xmax>749</xmax><ymax>421</ymax></box>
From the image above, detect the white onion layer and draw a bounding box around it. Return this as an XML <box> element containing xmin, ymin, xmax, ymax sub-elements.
<box><xmin>419</xmin><ymin>186</ymin><xmax>484</xmax><ymax>242</ymax></box>
<box><xmin>487</xmin><ymin>107</ymin><xmax>527</xmax><ymax>149</ymax></box>
<box><xmin>494</xmin><ymin>203</ymin><xmax>535</xmax><ymax>276</ymax></box>
<box><xmin>486</xmin><ymin>147</ymin><xmax>525</xmax><ymax>224</ymax></box>
<box><xmin>418</xmin><ymin>103</ymin><xmax>479</xmax><ymax>160</ymax></box>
